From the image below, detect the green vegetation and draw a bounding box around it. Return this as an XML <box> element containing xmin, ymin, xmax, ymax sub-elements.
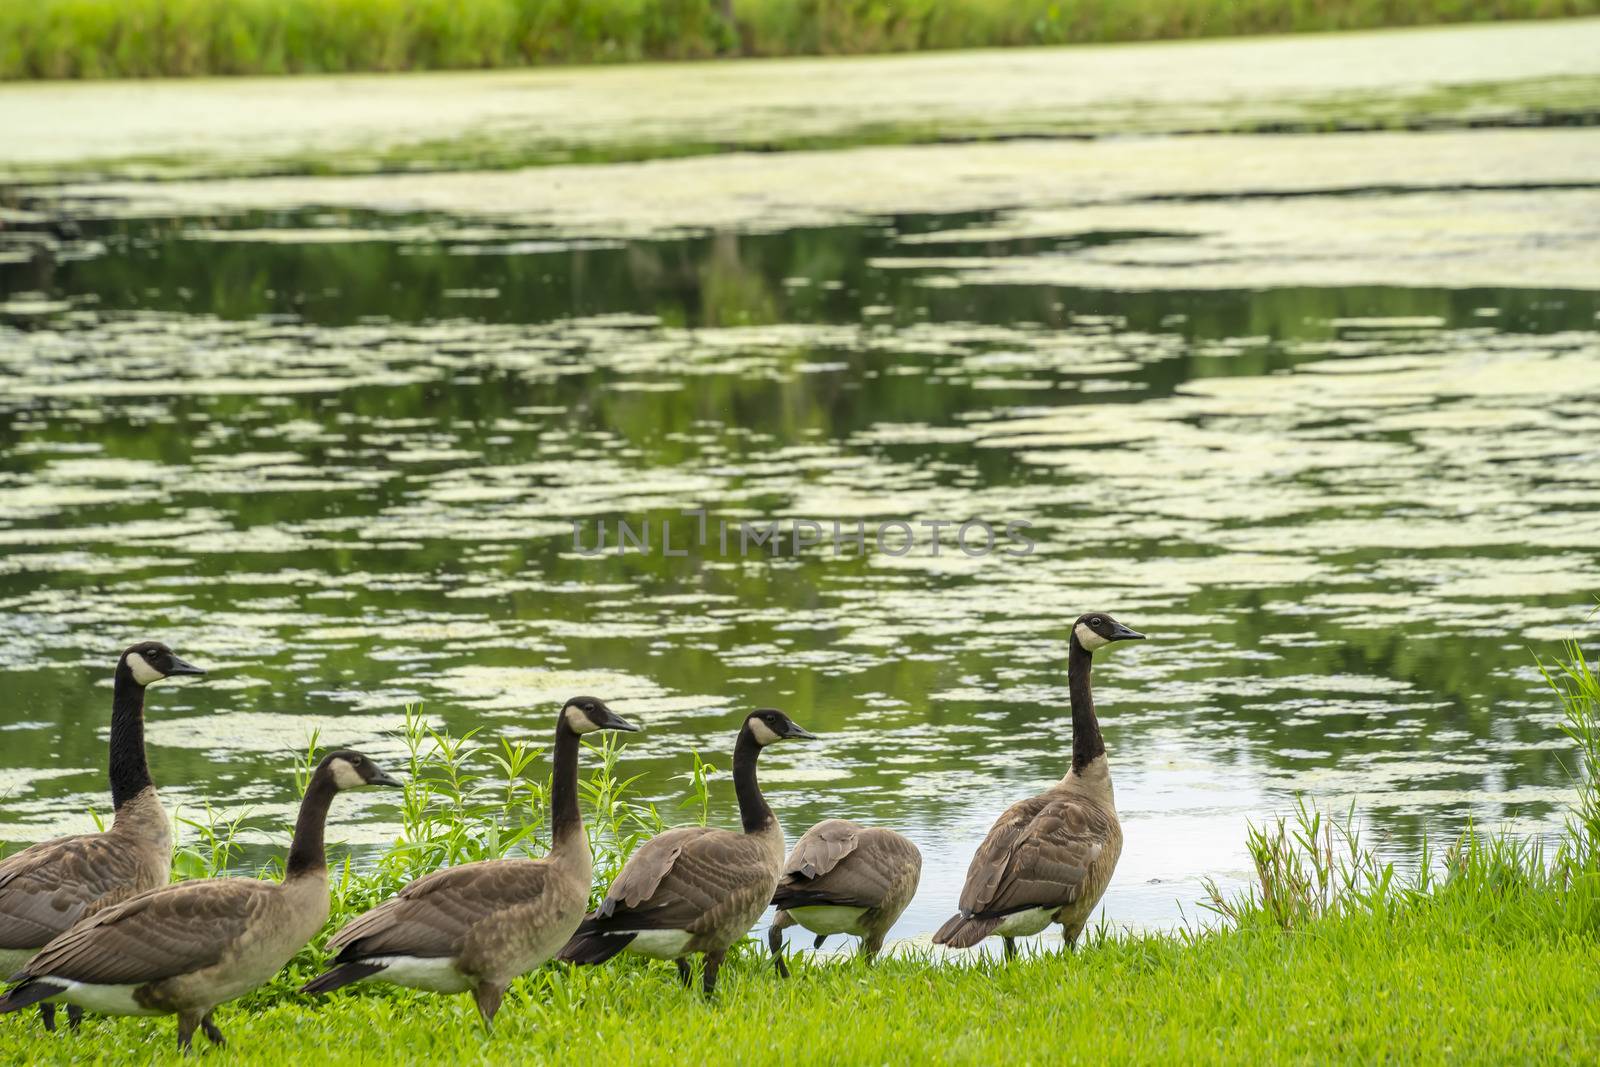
<box><xmin>4</xmin><ymin>907</ymin><xmax>1596</xmax><ymax>1064</ymax></box>
<box><xmin>2</xmin><ymin>0</ymin><xmax>1598</xmax><ymax>79</ymax></box>
<box><xmin>2</xmin><ymin>645</ymin><xmax>1598</xmax><ymax>1063</ymax></box>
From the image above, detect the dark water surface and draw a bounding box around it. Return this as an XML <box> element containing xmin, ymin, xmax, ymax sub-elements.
<box><xmin>2</xmin><ymin>206</ymin><xmax>1597</xmax><ymax>945</ymax></box>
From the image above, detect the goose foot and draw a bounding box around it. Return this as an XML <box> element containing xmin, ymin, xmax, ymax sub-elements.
<box><xmin>473</xmin><ymin>982</ymin><xmax>505</xmax><ymax>1030</ymax></box>
<box><xmin>702</xmin><ymin>950</ymin><xmax>725</xmax><ymax>997</ymax></box>
<box><xmin>201</xmin><ymin>1012</ymin><xmax>226</xmax><ymax>1047</ymax></box>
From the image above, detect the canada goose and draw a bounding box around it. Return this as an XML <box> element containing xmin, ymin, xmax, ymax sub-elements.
<box><xmin>0</xmin><ymin>750</ymin><xmax>399</xmax><ymax>1051</ymax></box>
<box><xmin>0</xmin><ymin>641</ymin><xmax>204</xmax><ymax>1033</ymax></box>
<box><xmin>300</xmin><ymin>697</ymin><xmax>639</xmax><ymax>1026</ymax></box>
<box><xmin>933</xmin><ymin>612</ymin><xmax>1144</xmax><ymax>960</ymax></box>
<box><xmin>559</xmin><ymin>708</ymin><xmax>815</xmax><ymax>994</ymax></box>
<box><xmin>767</xmin><ymin>819</ymin><xmax>921</xmax><ymax>976</ymax></box>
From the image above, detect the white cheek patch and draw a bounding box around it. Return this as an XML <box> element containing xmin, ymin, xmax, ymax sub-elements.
<box><xmin>330</xmin><ymin>759</ymin><xmax>365</xmax><ymax>790</ymax></box>
<box><xmin>125</xmin><ymin>652</ymin><xmax>163</xmax><ymax>686</ymax></box>
<box><xmin>748</xmin><ymin>718</ymin><xmax>782</xmax><ymax>746</ymax></box>
<box><xmin>1073</xmin><ymin>623</ymin><xmax>1110</xmax><ymax>651</ymax></box>
<box><xmin>564</xmin><ymin>705</ymin><xmax>599</xmax><ymax>734</ymax></box>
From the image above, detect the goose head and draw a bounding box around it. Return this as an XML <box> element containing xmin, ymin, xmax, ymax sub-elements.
<box><xmin>745</xmin><ymin>708</ymin><xmax>817</xmax><ymax>747</ymax></box>
<box><xmin>1071</xmin><ymin>612</ymin><xmax>1145</xmax><ymax>654</ymax></box>
<box><xmin>321</xmin><ymin>750</ymin><xmax>403</xmax><ymax>791</ymax></box>
<box><xmin>120</xmin><ymin>641</ymin><xmax>206</xmax><ymax>687</ymax></box>
<box><xmin>561</xmin><ymin>695</ymin><xmax>641</xmax><ymax>735</ymax></box>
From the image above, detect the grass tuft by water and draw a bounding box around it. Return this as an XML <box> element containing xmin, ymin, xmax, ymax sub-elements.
<box><xmin>3</xmin><ymin>0</ymin><xmax>1599</xmax><ymax>79</ymax></box>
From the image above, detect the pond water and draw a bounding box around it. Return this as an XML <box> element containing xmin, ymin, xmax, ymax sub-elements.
<box><xmin>1</xmin><ymin>198</ymin><xmax>1597</xmax><ymax>949</ymax></box>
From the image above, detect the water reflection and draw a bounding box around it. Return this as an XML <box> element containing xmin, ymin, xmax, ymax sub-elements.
<box><xmin>1</xmin><ymin>207</ymin><xmax>1596</xmax><ymax>943</ymax></box>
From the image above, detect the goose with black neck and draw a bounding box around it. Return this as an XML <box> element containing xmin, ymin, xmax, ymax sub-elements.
<box><xmin>301</xmin><ymin>696</ymin><xmax>640</xmax><ymax>1027</ymax></box>
<box><xmin>933</xmin><ymin>612</ymin><xmax>1145</xmax><ymax>960</ymax></box>
<box><xmin>0</xmin><ymin>641</ymin><xmax>205</xmax><ymax>1034</ymax></box>
<box><xmin>0</xmin><ymin>749</ymin><xmax>400</xmax><ymax>1052</ymax></box>
<box><xmin>560</xmin><ymin>708</ymin><xmax>816</xmax><ymax>995</ymax></box>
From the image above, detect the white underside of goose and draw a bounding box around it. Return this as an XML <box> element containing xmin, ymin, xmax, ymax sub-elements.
<box><xmin>366</xmin><ymin>955</ymin><xmax>472</xmax><ymax>993</ymax></box>
<box><xmin>788</xmin><ymin>905</ymin><xmax>869</xmax><ymax>936</ymax></box>
<box><xmin>991</xmin><ymin>907</ymin><xmax>1057</xmax><ymax>937</ymax></box>
<box><xmin>49</xmin><ymin>979</ymin><xmax>163</xmax><ymax>1016</ymax></box>
<box><xmin>624</xmin><ymin>929</ymin><xmax>694</xmax><ymax>959</ymax></box>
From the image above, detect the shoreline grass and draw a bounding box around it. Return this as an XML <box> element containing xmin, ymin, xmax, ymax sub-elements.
<box><xmin>2</xmin><ymin>643</ymin><xmax>1598</xmax><ymax>1063</ymax></box>
<box><xmin>2</xmin><ymin>840</ymin><xmax>1597</xmax><ymax>1064</ymax></box>
<box><xmin>2</xmin><ymin>1</ymin><xmax>1598</xmax><ymax>80</ymax></box>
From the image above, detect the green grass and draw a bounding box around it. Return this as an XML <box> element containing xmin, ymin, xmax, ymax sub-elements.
<box><xmin>3</xmin><ymin>644</ymin><xmax>1599</xmax><ymax>1063</ymax></box>
<box><xmin>2</xmin><ymin>841</ymin><xmax>1597</xmax><ymax>1064</ymax></box>
<box><xmin>2</xmin><ymin>0</ymin><xmax>1598</xmax><ymax>79</ymax></box>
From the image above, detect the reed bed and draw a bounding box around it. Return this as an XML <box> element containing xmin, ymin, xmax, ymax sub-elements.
<box><xmin>2</xmin><ymin>0</ymin><xmax>1597</xmax><ymax>79</ymax></box>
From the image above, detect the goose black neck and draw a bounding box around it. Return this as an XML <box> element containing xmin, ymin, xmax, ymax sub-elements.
<box><xmin>1068</xmin><ymin>637</ymin><xmax>1105</xmax><ymax>774</ymax></box>
<box><xmin>733</xmin><ymin>728</ymin><xmax>774</xmax><ymax>834</ymax></box>
<box><xmin>109</xmin><ymin>663</ymin><xmax>152</xmax><ymax>810</ymax></box>
<box><xmin>551</xmin><ymin>722</ymin><xmax>583</xmax><ymax>844</ymax></box>
<box><xmin>285</xmin><ymin>773</ymin><xmax>337</xmax><ymax>878</ymax></box>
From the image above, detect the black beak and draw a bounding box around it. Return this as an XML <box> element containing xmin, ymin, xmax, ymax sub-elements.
<box><xmin>599</xmin><ymin>707</ymin><xmax>642</xmax><ymax>733</ymax></box>
<box><xmin>165</xmin><ymin>655</ymin><xmax>207</xmax><ymax>677</ymax></box>
<box><xmin>783</xmin><ymin>722</ymin><xmax>818</xmax><ymax>741</ymax></box>
<box><xmin>1110</xmin><ymin>623</ymin><xmax>1146</xmax><ymax>642</ymax></box>
<box><xmin>370</xmin><ymin>770</ymin><xmax>404</xmax><ymax>788</ymax></box>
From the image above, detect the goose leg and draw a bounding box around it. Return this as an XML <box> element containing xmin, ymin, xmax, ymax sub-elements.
<box><xmin>675</xmin><ymin>958</ymin><xmax>693</xmax><ymax>988</ymax></box>
<box><xmin>201</xmin><ymin>1012</ymin><xmax>226</xmax><ymax>1047</ymax></box>
<box><xmin>38</xmin><ymin>1002</ymin><xmax>55</xmax><ymax>1032</ymax></box>
<box><xmin>1061</xmin><ymin>921</ymin><xmax>1084</xmax><ymax>953</ymax></box>
<box><xmin>862</xmin><ymin>932</ymin><xmax>886</xmax><ymax>962</ymax></box>
<box><xmin>67</xmin><ymin>1005</ymin><xmax>84</xmax><ymax>1031</ymax></box>
<box><xmin>473</xmin><ymin>982</ymin><xmax>505</xmax><ymax>1029</ymax></box>
<box><xmin>1003</xmin><ymin>937</ymin><xmax>1017</xmax><ymax>962</ymax></box>
<box><xmin>767</xmin><ymin>913</ymin><xmax>792</xmax><ymax>979</ymax></box>
<box><xmin>702</xmin><ymin>949</ymin><xmax>726</xmax><ymax>997</ymax></box>
<box><xmin>176</xmin><ymin>1011</ymin><xmax>201</xmax><ymax>1053</ymax></box>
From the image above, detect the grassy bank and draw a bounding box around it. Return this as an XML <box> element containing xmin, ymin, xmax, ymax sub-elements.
<box><xmin>2</xmin><ymin>645</ymin><xmax>1598</xmax><ymax>1063</ymax></box>
<box><xmin>3</xmin><ymin>909</ymin><xmax>1597</xmax><ymax>1064</ymax></box>
<box><xmin>2</xmin><ymin>0</ymin><xmax>1598</xmax><ymax>79</ymax></box>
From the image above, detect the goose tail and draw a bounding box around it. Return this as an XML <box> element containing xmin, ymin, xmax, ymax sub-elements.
<box><xmin>0</xmin><ymin>979</ymin><xmax>63</xmax><ymax>1015</ymax></box>
<box><xmin>301</xmin><ymin>961</ymin><xmax>387</xmax><ymax>996</ymax></box>
<box><xmin>558</xmin><ymin>915</ymin><xmax>634</xmax><ymax>966</ymax></box>
<box><xmin>932</xmin><ymin>912</ymin><xmax>1001</xmax><ymax>949</ymax></box>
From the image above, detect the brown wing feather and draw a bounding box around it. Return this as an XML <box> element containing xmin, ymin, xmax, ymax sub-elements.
<box><xmin>601</xmin><ymin>827</ymin><xmax>701</xmax><ymax>913</ymax></box>
<box><xmin>21</xmin><ymin>879</ymin><xmax>275</xmax><ymax>985</ymax></box>
<box><xmin>603</xmin><ymin>828</ymin><xmax>776</xmax><ymax>935</ymax></box>
<box><xmin>776</xmin><ymin>824</ymin><xmax>920</xmax><ymax>910</ymax></box>
<box><xmin>957</xmin><ymin>791</ymin><xmax>1113</xmax><ymax>918</ymax></box>
<box><xmin>0</xmin><ymin>834</ymin><xmax>153</xmax><ymax>951</ymax></box>
<box><xmin>782</xmin><ymin>820</ymin><xmax>860</xmax><ymax>880</ymax></box>
<box><xmin>329</xmin><ymin>859</ymin><xmax>553</xmax><ymax>960</ymax></box>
